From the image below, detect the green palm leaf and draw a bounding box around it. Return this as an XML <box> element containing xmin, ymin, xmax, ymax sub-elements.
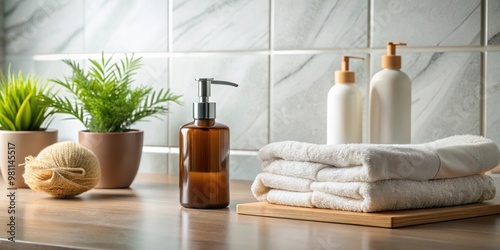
<box><xmin>49</xmin><ymin>53</ymin><xmax>182</xmax><ymax>132</ymax></box>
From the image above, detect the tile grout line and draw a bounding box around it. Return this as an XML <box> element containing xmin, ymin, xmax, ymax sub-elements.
<box><xmin>365</xmin><ymin>53</ymin><xmax>371</xmax><ymax>143</ymax></box>
<box><xmin>368</xmin><ymin>0</ymin><xmax>372</xmax><ymax>49</ymax></box>
<box><xmin>366</xmin><ymin>0</ymin><xmax>372</xmax><ymax>143</ymax></box>
<box><xmin>482</xmin><ymin>52</ymin><xmax>487</xmax><ymax>137</ymax></box>
<box><xmin>143</xmin><ymin>146</ymin><xmax>259</xmax><ymax>156</ymax></box>
<box><xmin>481</xmin><ymin>0</ymin><xmax>487</xmax><ymax>136</ymax></box>
<box><xmin>483</xmin><ymin>0</ymin><xmax>488</xmax><ymax>46</ymax></box>
<box><xmin>268</xmin><ymin>0</ymin><xmax>274</xmax><ymax>145</ymax></box>
<box><xmin>81</xmin><ymin>0</ymin><xmax>85</xmax><ymax>54</ymax></box>
<box><xmin>168</xmin><ymin>0</ymin><xmax>173</xmax><ymax>53</ymax></box>
<box><xmin>30</xmin><ymin>45</ymin><xmax>500</xmax><ymax>61</ymax></box>
<box><xmin>166</xmin><ymin>0</ymin><xmax>173</xmax><ymax>174</ymax></box>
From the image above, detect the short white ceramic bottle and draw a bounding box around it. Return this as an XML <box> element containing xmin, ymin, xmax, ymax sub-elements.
<box><xmin>327</xmin><ymin>56</ymin><xmax>364</xmax><ymax>144</ymax></box>
<box><xmin>369</xmin><ymin>42</ymin><xmax>411</xmax><ymax>144</ymax></box>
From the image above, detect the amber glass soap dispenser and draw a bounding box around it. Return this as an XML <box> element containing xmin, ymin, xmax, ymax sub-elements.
<box><xmin>179</xmin><ymin>78</ymin><xmax>238</xmax><ymax>209</ymax></box>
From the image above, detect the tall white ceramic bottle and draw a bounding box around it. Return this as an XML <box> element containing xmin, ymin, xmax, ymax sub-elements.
<box><xmin>327</xmin><ymin>56</ymin><xmax>364</xmax><ymax>144</ymax></box>
<box><xmin>369</xmin><ymin>42</ymin><xmax>411</xmax><ymax>144</ymax></box>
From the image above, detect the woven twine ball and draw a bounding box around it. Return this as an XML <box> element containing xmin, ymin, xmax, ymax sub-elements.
<box><xmin>23</xmin><ymin>141</ymin><xmax>101</xmax><ymax>198</ymax></box>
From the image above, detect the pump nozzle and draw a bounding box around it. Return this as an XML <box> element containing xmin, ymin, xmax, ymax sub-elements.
<box><xmin>382</xmin><ymin>42</ymin><xmax>406</xmax><ymax>69</ymax></box>
<box><xmin>335</xmin><ymin>56</ymin><xmax>364</xmax><ymax>84</ymax></box>
<box><xmin>193</xmin><ymin>78</ymin><xmax>238</xmax><ymax>119</ymax></box>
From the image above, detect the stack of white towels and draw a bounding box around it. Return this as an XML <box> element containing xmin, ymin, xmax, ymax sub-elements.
<box><xmin>251</xmin><ymin>135</ymin><xmax>500</xmax><ymax>212</ymax></box>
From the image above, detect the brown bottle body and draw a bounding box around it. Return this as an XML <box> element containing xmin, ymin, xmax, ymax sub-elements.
<box><xmin>179</xmin><ymin>119</ymin><xmax>230</xmax><ymax>209</ymax></box>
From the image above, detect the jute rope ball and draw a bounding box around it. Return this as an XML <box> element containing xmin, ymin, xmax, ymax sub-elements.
<box><xmin>23</xmin><ymin>141</ymin><xmax>101</xmax><ymax>198</ymax></box>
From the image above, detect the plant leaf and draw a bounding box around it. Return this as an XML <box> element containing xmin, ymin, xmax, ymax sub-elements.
<box><xmin>0</xmin><ymin>113</ymin><xmax>16</xmax><ymax>131</ymax></box>
<box><xmin>49</xmin><ymin>53</ymin><xmax>182</xmax><ymax>132</ymax></box>
<box><xmin>15</xmin><ymin>93</ymin><xmax>32</xmax><ymax>130</ymax></box>
<box><xmin>0</xmin><ymin>67</ymin><xmax>54</xmax><ymax>131</ymax></box>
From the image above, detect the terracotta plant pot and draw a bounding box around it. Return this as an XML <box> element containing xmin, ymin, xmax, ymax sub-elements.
<box><xmin>79</xmin><ymin>130</ymin><xmax>143</xmax><ymax>189</ymax></box>
<box><xmin>0</xmin><ymin>129</ymin><xmax>58</xmax><ymax>188</ymax></box>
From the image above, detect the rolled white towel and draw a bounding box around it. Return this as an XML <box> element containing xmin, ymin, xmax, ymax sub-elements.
<box><xmin>259</xmin><ymin>135</ymin><xmax>500</xmax><ymax>182</ymax></box>
<box><xmin>251</xmin><ymin>172</ymin><xmax>496</xmax><ymax>212</ymax></box>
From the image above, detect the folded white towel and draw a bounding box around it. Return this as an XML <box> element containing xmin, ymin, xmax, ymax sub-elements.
<box><xmin>251</xmin><ymin>173</ymin><xmax>496</xmax><ymax>212</ymax></box>
<box><xmin>259</xmin><ymin>135</ymin><xmax>500</xmax><ymax>182</ymax></box>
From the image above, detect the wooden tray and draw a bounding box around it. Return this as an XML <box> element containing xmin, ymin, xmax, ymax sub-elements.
<box><xmin>236</xmin><ymin>200</ymin><xmax>500</xmax><ymax>228</ymax></box>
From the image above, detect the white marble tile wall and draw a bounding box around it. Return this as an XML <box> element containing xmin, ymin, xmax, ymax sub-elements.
<box><xmin>487</xmin><ymin>52</ymin><xmax>500</xmax><ymax>145</ymax></box>
<box><xmin>168</xmin><ymin>55</ymin><xmax>269</xmax><ymax>150</ymax></box>
<box><xmin>272</xmin><ymin>53</ymin><xmax>367</xmax><ymax>144</ymax></box>
<box><xmin>371</xmin><ymin>51</ymin><xmax>481</xmax><ymax>143</ymax></box>
<box><xmin>489</xmin><ymin>0</ymin><xmax>500</xmax><ymax>45</ymax></box>
<box><xmin>85</xmin><ymin>0</ymin><xmax>168</xmax><ymax>53</ymax></box>
<box><xmin>4</xmin><ymin>0</ymin><xmax>83</xmax><ymax>55</ymax></box>
<box><xmin>274</xmin><ymin>0</ymin><xmax>367</xmax><ymax>49</ymax></box>
<box><xmin>2</xmin><ymin>0</ymin><xmax>500</xmax><ymax>180</ymax></box>
<box><xmin>372</xmin><ymin>0</ymin><xmax>482</xmax><ymax>47</ymax></box>
<box><xmin>173</xmin><ymin>0</ymin><xmax>269</xmax><ymax>51</ymax></box>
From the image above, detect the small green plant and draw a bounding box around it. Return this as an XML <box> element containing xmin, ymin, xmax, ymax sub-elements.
<box><xmin>50</xmin><ymin>54</ymin><xmax>182</xmax><ymax>133</ymax></box>
<box><xmin>0</xmin><ymin>68</ymin><xmax>54</xmax><ymax>131</ymax></box>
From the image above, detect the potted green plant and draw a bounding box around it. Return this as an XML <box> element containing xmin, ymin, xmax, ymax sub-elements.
<box><xmin>0</xmin><ymin>68</ymin><xmax>58</xmax><ymax>188</ymax></box>
<box><xmin>50</xmin><ymin>54</ymin><xmax>181</xmax><ymax>188</ymax></box>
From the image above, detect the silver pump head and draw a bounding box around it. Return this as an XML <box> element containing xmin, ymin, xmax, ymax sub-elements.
<box><xmin>193</xmin><ymin>78</ymin><xmax>238</xmax><ymax>119</ymax></box>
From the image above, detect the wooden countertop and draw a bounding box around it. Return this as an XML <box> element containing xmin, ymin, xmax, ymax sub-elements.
<box><xmin>2</xmin><ymin>174</ymin><xmax>500</xmax><ymax>249</ymax></box>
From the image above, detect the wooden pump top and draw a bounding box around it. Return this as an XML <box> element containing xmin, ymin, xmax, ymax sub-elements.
<box><xmin>334</xmin><ymin>56</ymin><xmax>364</xmax><ymax>83</ymax></box>
<box><xmin>382</xmin><ymin>42</ymin><xmax>406</xmax><ymax>69</ymax></box>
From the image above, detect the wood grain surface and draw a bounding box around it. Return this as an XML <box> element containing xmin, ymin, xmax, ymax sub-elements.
<box><xmin>1</xmin><ymin>174</ymin><xmax>500</xmax><ymax>249</ymax></box>
<box><xmin>237</xmin><ymin>200</ymin><xmax>500</xmax><ymax>228</ymax></box>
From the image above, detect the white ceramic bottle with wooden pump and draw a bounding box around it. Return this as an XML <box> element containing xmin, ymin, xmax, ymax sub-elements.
<box><xmin>327</xmin><ymin>56</ymin><xmax>364</xmax><ymax>144</ymax></box>
<box><xmin>369</xmin><ymin>42</ymin><xmax>411</xmax><ymax>144</ymax></box>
